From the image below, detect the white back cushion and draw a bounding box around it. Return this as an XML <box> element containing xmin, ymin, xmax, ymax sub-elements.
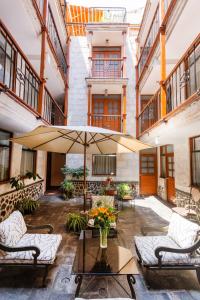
<box><xmin>167</xmin><ymin>213</ymin><xmax>200</xmax><ymax>249</ymax></box>
<box><xmin>0</xmin><ymin>211</ymin><xmax>27</xmax><ymax>247</ymax></box>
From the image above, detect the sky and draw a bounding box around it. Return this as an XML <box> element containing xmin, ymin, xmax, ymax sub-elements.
<box><xmin>67</xmin><ymin>0</ymin><xmax>147</xmax><ymax>23</ymax></box>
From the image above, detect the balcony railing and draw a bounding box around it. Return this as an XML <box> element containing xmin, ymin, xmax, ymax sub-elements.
<box><xmin>0</xmin><ymin>20</ymin><xmax>65</xmax><ymax>125</ymax></box>
<box><xmin>138</xmin><ymin>5</ymin><xmax>160</xmax><ymax>77</ymax></box>
<box><xmin>91</xmin><ymin>115</ymin><xmax>122</xmax><ymax>132</ymax></box>
<box><xmin>43</xmin><ymin>88</ymin><xmax>65</xmax><ymax>125</ymax></box>
<box><xmin>138</xmin><ymin>34</ymin><xmax>200</xmax><ymax>135</ymax></box>
<box><xmin>138</xmin><ymin>91</ymin><xmax>161</xmax><ymax>135</ymax></box>
<box><xmin>88</xmin><ymin>7</ymin><xmax>126</xmax><ymax>23</ymax></box>
<box><xmin>91</xmin><ymin>58</ymin><xmax>124</xmax><ymax>78</ymax></box>
<box><xmin>47</xmin><ymin>6</ymin><xmax>67</xmax><ymax>76</ymax></box>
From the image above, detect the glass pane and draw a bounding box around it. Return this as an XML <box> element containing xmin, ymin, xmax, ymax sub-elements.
<box><xmin>148</xmin><ymin>157</ymin><xmax>154</xmax><ymax>162</ymax></box>
<box><xmin>141</xmin><ymin>168</ymin><xmax>147</xmax><ymax>174</ymax></box>
<box><xmin>20</xmin><ymin>149</ymin><xmax>35</xmax><ymax>176</ymax></box>
<box><xmin>192</xmin><ymin>152</ymin><xmax>200</xmax><ymax>186</ymax></box>
<box><xmin>0</xmin><ymin>147</ymin><xmax>9</xmax><ymax>181</ymax></box>
<box><xmin>148</xmin><ymin>168</ymin><xmax>154</xmax><ymax>174</ymax></box>
<box><xmin>161</xmin><ymin>156</ymin><xmax>166</xmax><ymax>177</ymax></box>
<box><xmin>0</xmin><ymin>130</ymin><xmax>10</xmax><ymax>146</ymax></box>
<box><xmin>93</xmin><ymin>155</ymin><xmax>116</xmax><ymax>175</ymax></box>
<box><xmin>0</xmin><ymin>48</ymin><xmax>5</xmax><ymax>83</ymax></box>
<box><xmin>4</xmin><ymin>56</ymin><xmax>12</xmax><ymax>87</ymax></box>
<box><xmin>169</xmin><ymin>171</ymin><xmax>173</xmax><ymax>177</ymax></box>
<box><xmin>166</xmin><ymin>145</ymin><xmax>174</xmax><ymax>153</ymax></box>
<box><xmin>148</xmin><ymin>162</ymin><xmax>154</xmax><ymax>167</ymax></box>
<box><xmin>194</xmin><ymin>136</ymin><xmax>200</xmax><ymax>151</ymax></box>
<box><xmin>141</xmin><ymin>156</ymin><xmax>148</xmax><ymax>162</ymax></box>
<box><xmin>141</xmin><ymin>162</ymin><xmax>147</xmax><ymax>168</ymax></box>
<box><xmin>0</xmin><ymin>32</ymin><xmax>6</xmax><ymax>50</ymax></box>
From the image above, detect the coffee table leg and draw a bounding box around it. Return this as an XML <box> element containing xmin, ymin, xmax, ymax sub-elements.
<box><xmin>127</xmin><ymin>275</ymin><xmax>136</xmax><ymax>299</ymax></box>
<box><xmin>75</xmin><ymin>275</ymin><xmax>83</xmax><ymax>297</ymax></box>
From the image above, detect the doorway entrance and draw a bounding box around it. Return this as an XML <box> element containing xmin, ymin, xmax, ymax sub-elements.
<box><xmin>46</xmin><ymin>152</ymin><xmax>65</xmax><ymax>190</ymax></box>
<box><xmin>140</xmin><ymin>148</ymin><xmax>157</xmax><ymax>195</ymax></box>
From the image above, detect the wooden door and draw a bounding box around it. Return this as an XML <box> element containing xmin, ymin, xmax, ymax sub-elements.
<box><xmin>166</xmin><ymin>154</ymin><xmax>175</xmax><ymax>202</ymax></box>
<box><xmin>92</xmin><ymin>95</ymin><xmax>121</xmax><ymax>131</ymax></box>
<box><xmin>140</xmin><ymin>151</ymin><xmax>157</xmax><ymax>195</ymax></box>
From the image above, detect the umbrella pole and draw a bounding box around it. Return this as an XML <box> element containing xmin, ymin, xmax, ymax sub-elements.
<box><xmin>83</xmin><ymin>132</ymin><xmax>87</xmax><ymax>211</ymax></box>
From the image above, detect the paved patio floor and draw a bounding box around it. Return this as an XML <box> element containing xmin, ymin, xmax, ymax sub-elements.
<box><xmin>0</xmin><ymin>195</ymin><xmax>200</xmax><ymax>300</ymax></box>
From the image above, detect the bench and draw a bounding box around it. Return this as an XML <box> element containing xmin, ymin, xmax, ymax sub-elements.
<box><xmin>0</xmin><ymin>210</ymin><xmax>62</xmax><ymax>286</ymax></box>
<box><xmin>134</xmin><ymin>213</ymin><xmax>200</xmax><ymax>284</ymax></box>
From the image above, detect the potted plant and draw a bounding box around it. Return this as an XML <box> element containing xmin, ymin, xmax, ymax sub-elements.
<box><xmin>61</xmin><ymin>179</ymin><xmax>75</xmax><ymax>200</ymax></box>
<box><xmin>66</xmin><ymin>212</ymin><xmax>87</xmax><ymax>234</ymax></box>
<box><xmin>10</xmin><ymin>172</ymin><xmax>41</xmax><ymax>215</ymax></box>
<box><xmin>61</xmin><ymin>165</ymin><xmax>89</xmax><ymax>180</ymax></box>
<box><xmin>117</xmin><ymin>183</ymin><xmax>131</xmax><ymax>200</ymax></box>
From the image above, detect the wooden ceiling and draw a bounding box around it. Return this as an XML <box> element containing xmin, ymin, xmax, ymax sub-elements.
<box><xmin>66</xmin><ymin>5</ymin><xmax>103</xmax><ymax>36</ymax></box>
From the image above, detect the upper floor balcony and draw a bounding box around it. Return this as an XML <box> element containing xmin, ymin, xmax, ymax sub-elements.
<box><xmin>0</xmin><ymin>20</ymin><xmax>65</xmax><ymax>126</ymax></box>
<box><xmin>138</xmin><ymin>33</ymin><xmax>200</xmax><ymax>136</ymax></box>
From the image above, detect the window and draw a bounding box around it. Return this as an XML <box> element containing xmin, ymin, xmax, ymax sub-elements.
<box><xmin>160</xmin><ymin>145</ymin><xmax>174</xmax><ymax>178</ymax></box>
<box><xmin>191</xmin><ymin>136</ymin><xmax>200</xmax><ymax>186</ymax></box>
<box><xmin>0</xmin><ymin>130</ymin><xmax>12</xmax><ymax>182</ymax></box>
<box><xmin>92</xmin><ymin>154</ymin><xmax>116</xmax><ymax>176</ymax></box>
<box><xmin>20</xmin><ymin>147</ymin><xmax>36</xmax><ymax>176</ymax></box>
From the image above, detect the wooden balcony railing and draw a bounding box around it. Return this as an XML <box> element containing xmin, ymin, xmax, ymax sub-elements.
<box><xmin>138</xmin><ymin>34</ymin><xmax>200</xmax><ymax>135</ymax></box>
<box><xmin>138</xmin><ymin>91</ymin><xmax>161</xmax><ymax>135</ymax></box>
<box><xmin>0</xmin><ymin>20</ymin><xmax>65</xmax><ymax>125</ymax></box>
<box><xmin>43</xmin><ymin>88</ymin><xmax>65</xmax><ymax>125</ymax></box>
<box><xmin>138</xmin><ymin>5</ymin><xmax>160</xmax><ymax>77</ymax></box>
<box><xmin>91</xmin><ymin>115</ymin><xmax>122</xmax><ymax>132</ymax></box>
<box><xmin>91</xmin><ymin>58</ymin><xmax>124</xmax><ymax>78</ymax></box>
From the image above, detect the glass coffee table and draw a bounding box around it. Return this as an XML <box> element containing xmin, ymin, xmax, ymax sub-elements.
<box><xmin>72</xmin><ymin>231</ymin><xmax>139</xmax><ymax>299</ymax></box>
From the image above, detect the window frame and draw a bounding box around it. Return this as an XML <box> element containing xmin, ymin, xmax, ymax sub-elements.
<box><xmin>190</xmin><ymin>135</ymin><xmax>200</xmax><ymax>187</ymax></box>
<box><xmin>0</xmin><ymin>128</ymin><xmax>12</xmax><ymax>183</ymax></box>
<box><xmin>20</xmin><ymin>147</ymin><xmax>37</xmax><ymax>177</ymax></box>
<box><xmin>160</xmin><ymin>145</ymin><xmax>174</xmax><ymax>179</ymax></box>
<box><xmin>92</xmin><ymin>154</ymin><xmax>117</xmax><ymax>176</ymax></box>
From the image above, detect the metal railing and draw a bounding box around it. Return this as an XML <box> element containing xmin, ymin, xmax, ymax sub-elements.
<box><xmin>138</xmin><ymin>5</ymin><xmax>160</xmax><ymax>77</ymax></box>
<box><xmin>138</xmin><ymin>91</ymin><xmax>161</xmax><ymax>135</ymax></box>
<box><xmin>88</xmin><ymin>7</ymin><xmax>126</xmax><ymax>23</ymax></box>
<box><xmin>47</xmin><ymin>6</ymin><xmax>67</xmax><ymax>76</ymax></box>
<box><xmin>91</xmin><ymin>58</ymin><xmax>123</xmax><ymax>78</ymax></box>
<box><xmin>138</xmin><ymin>34</ymin><xmax>200</xmax><ymax>135</ymax></box>
<box><xmin>43</xmin><ymin>88</ymin><xmax>65</xmax><ymax>125</ymax></box>
<box><xmin>91</xmin><ymin>114</ymin><xmax>122</xmax><ymax>132</ymax></box>
<box><xmin>0</xmin><ymin>20</ymin><xmax>65</xmax><ymax>125</ymax></box>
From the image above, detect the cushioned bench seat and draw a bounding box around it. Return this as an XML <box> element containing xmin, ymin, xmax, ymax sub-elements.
<box><xmin>0</xmin><ymin>233</ymin><xmax>62</xmax><ymax>264</ymax></box>
<box><xmin>135</xmin><ymin>235</ymin><xmax>200</xmax><ymax>266</ymax></box>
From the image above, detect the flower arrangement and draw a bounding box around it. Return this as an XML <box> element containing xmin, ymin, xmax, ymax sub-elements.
<box><xmin>88</xmin><ymin>207</ymin><xmax>117</xmax><ymax>248</ymax></box>
<box><xmin>88</xmin><ymin>207</ymin><xmax>116</xmax><ymax>229</ymax></box>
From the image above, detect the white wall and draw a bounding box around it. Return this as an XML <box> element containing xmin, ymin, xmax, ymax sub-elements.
<box><xmin>66</xmin><ymin>31</ymin><xmax>139</xmax><ymax>183</ymax></box>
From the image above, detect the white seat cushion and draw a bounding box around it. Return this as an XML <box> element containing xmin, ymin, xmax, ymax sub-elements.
<box><xmin>0</xmin><ymin>233</ymin><xmax>62</xmax><ymax>264</ymax></box>
<box><xmin>134</xmin><ymin>235</ymin><xmax>200</xmax><ymax>266</ymax></box>
<box><xmin>0</xmin><ymin>211</ymin><xmax>27</xmax><ymax>247</ymax></box>
<box><xmin>167</xmin><ymin>213</ymin><xmax>200</xmax><ymax>248</ymax></box>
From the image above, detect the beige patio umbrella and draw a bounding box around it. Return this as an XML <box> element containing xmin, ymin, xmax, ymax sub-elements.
<box><xmin>12</xmin><ymin>125</ymin><xmax>152</xmax><ymax>210</ymax></box>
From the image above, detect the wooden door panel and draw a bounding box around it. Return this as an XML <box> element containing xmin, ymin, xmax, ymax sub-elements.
<box><xmin>140</xmin><ymin>153</ymin><xmax>157</xmax><ymax>196</ymax></box>
<box><xmin>167</xmin><ymin>177</ymin><xmax>175</xmax><ymax>202</ymax></box>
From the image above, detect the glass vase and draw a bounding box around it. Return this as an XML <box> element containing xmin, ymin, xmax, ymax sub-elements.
<box><xmin>99</xmin><ymin>227</ymin><xmax>108</xmax><ymax>248</ymax></box>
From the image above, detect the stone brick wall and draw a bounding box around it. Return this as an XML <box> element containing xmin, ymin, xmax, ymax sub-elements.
<box><xmin>71</xmin><ymin>180</ymin><xmax>139</xmax><ymax>197</ymax></box>
<box><xmin>0</xmin><ymin>180</ymin><xmax>44</xmax><ymax>222</ymax></box>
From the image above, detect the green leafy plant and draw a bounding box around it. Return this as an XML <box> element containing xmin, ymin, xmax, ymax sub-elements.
<box><xmin>16</xmin><ymin>197</ymin><xmax>40</xmax><ymax>215</ymax></box>
<box><xmin>61</xmin><ymin>166</ymin><xmax>89</xmax><ymax>180</ymax></box>
<box><xmin>117</xmin><ymin>183</ymin><xmax>131</xmax><ymax>200</ymax></box>
<box><xmin>66</xmin><ymin>212</ymin><xmax>87</xmax><ymax>233</ymax></box>
<box><xmin>61</xmin><ymin>180</ymin><xmax>75</xmax><ymax>200</ymax></box>
<box><xmin>10</xmin><ymin>172</ymin><xmax>41</xmax><ymax>214</ymax></box>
